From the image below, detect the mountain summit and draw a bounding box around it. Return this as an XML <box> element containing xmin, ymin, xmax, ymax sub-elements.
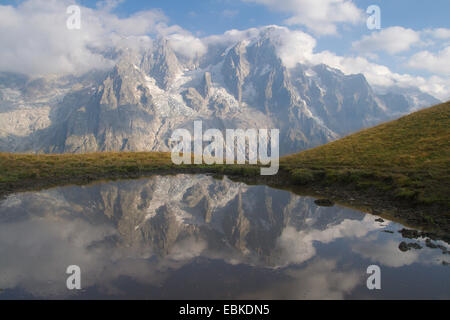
<box><xmin>0</xmin><ymin>28</ymin><xmax>439</xmax><ymax>155</ymax></box>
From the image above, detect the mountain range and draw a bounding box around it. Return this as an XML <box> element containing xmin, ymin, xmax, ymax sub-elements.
<box><xmin>0</xmin><ymin>27</ymin><xmax>440</xmax><ymax>155</ymax></box>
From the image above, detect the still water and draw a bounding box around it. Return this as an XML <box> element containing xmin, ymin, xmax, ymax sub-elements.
<box><xmin>0</xmin><ymin>174</ymin><xmax>448</xmax><ymax>299</ymax></box>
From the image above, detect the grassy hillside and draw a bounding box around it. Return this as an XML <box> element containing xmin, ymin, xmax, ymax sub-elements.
<box><xmin>0</xmin><ymin>151</ymin><xmax>259</xmax><ymax>196</ymax></box>
<box><xmin>281</xmin><ymin>101</ymin><xmax>450</xmax><ymax>207</ymax></box>
<box><xmin>0</xmin><ymin>151</ymin><xmax>173</xmax><ymax>183</ymax></box>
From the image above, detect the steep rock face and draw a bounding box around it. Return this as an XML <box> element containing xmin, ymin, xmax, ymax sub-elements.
<box><xmin>198</xmin><ymin>72</ymin><xmax>212</xmax><ymax>98</ymax></box>
<box><xmin>291</xmin><ymin>64</ymin><xmax>387</xmax><ymax>136</ymax></box>
<box><xmin>218</xmin><ymin>36</ymin><xmax>337</xmax><ymax>153</ymax></box>
<box><xmin>222</xmin><ymin>42</ymin><xmax>251</xmax><ymax>103</ymax></box>
<box><xmin>0</xmin><ymin>30</ymin><xmax>440</xmax><ymax>155</ymax></box>
<box><xmin>28</xmin><ymin>63</ymin><xmax>161</xmax><ymax>153</ymax></box>
<box><xmin>140</xmin><ymin>39</ymin><xmax>181</xmax><ymax>90</ymax></box>
<box><xmin>181</xmin><ymin>87</ymin><xmax>206</xmax><ymax>112</ymax></box>
<box><xmin>378</xmin><ymin>92</ymin><xmax>410</xmax><ymax>115</ymax></box>
<box><xmin>377</xmin><ymin>88</ymin><xmax>440</xmax><ymax>116</ymax></box>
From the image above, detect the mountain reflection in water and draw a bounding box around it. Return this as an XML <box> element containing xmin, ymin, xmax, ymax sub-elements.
<box><xmin>0</xmin><ymin>174</ymin><xmax>448</xmax><ymax>299</ymax></box>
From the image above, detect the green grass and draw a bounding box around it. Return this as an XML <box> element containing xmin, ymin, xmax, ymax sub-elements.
<box><xmin>0</xmin><ymin>151</ymin><xmax>264</xmax><ymax>196</ymax></box>
<box><xmin>0</xmin><ymin>151</ymin><xmax>173</xmax><ymax>184</ymax></box>
<box><xmin>280</xmin><ymin>101</ymin><xmax>450</xmax><ymax>207</ymax></box>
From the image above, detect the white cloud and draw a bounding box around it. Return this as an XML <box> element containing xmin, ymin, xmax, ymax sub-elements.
<box><xmin>352</xmin><ymin>240</ymin><xmax>419</xmax><ymax>268</ymax></box>
<box><xmin>273</xmin><ymin>29</ymin><xmax>318</xmax><ymax>68</ymax></box>
<box><xmin>348</xmin><ymin>26</ymin><xmax>450</xmax><ymax>98</ymax></box>
<box><xmin>407</xmin><ymin>46</ymin><xmax>450</xmax><ymax>75</ymax></box>
<box><xmin>206</xmin><ymin>26</ymin><xmax>317</xmax><ymax>68</ymax></box>
<box><xmin>242</xmin><ymin>0</ymin><xmax>364</xmax><ymax>35</ymax></box>
<box><xmin>352</xmin><ymin>27</ymin><xmax>421</xmax><ymax>55</ymax></box>
<box><xmin>0</xmin><ymin>0</ymin><xmax>192</xmax><ymax>76</ymax></box>
<box><xmin>203</xmin><ymin>27</ymin><xmax>262</xmax><ymax>47</ymax></box>
<box><xmin>276</xmin><ymin>216</ymin><xmax>382</xmax><ymax>267</ymax></box>
<box><xmin>240</xmin><ymin>259</ymin><xmax>362</xmax><ymax>300</ymax></box>
<box><xmin>166</xmin><ymin>31</ymin><xmax>207</xmax><ymax>60</ymax></box>
<box><xmin>0</xmin><ymin>217</ymin><xmax>117</xmax><ymax>297</ymax></box>
<box><xmin>282</xmin><ymin>259</ymin><xmax>361</xmax><ymax>299</ymax></box>
<box><xmin>424</xmin><ymin>28</ymin><xmax>450</xmax><ymax>39</ymax></box>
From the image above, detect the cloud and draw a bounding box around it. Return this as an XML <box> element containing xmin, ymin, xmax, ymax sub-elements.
<box><xmin>407</xmin><ymin>46</ymin><xmax>450</xmax><ymax>75</ymax></box>
<box><xmin>424</xmin><ymin>28</ymin><xmax>450</xmax><ymax>39</ymax></box>
<box><xmin>242</xmin><ymin>0</ymin><xmax>364</xmax><ymax>35</ymax></box>
<box><xmin>282</xmin><ymin>259</ymin><xmax>362</xmax><ymax>299</ymax></box>
<box><xmin>203</xmin><ymin>27</ymin><xmax>262</xmax><ymax>47</ymax></box>
<box><xmin>0</xmin><ymin>213</ymin><xmax>211</xmax><ymax>297</ymax></box>
<box><xmin>166</xmin><ymin>32</ymin><xmax>207</xmax><ymax>60</ymax></box>
<box><xmin>352</xmin><ymin>27</ymin><xmax>421</xmax><ymax>55</ymax></box>
<box><xmin>272</xmin><ymin>28</ymin><xmax>318</xmax><ymax>68</ymax></box>
<box><xmin>352</xmin><ymin>236</ymin><xmax>447</xmax><ymax>269</ymax></box>
<box><xmin>352</xmin><ymin>240</ymin><xmax>419</xmax><ymax>268</ymax></box>
<box><xmin>348</xmin><ymin>26</ymin><xmax>450</xmax><ymax>98</ymax></box>
<box><xmin>205</xmin><ymin>25</ymin><xmax>316</xmax><ymax>68</ymax></box>
<box><xmin>0</xmin><ymin>0</ymin><xmax>185</xmax><ymax>76</ymax></box>
<box><xmin>240</xmin><ymin>259</ymin><xmax>362</xmax><ymax>299</ymax></box>
<box><xmin>0</xmin><ymin>217</ymin><xmax>117</xmax><ymax>297</ymax></box>
<box><xmin>204</xmin><ymin>25</ymin><xmax>317</xmax><ymax>69</ymax></box>
<box><xmin>275</xmin><ymin>215</ymin><xmax>382</xmax><ymax>267</ymax></box>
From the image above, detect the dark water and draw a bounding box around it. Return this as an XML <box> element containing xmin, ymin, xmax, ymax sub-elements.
<box><xmin>0</xmin><ymin>174</ymin><xmax>448</xmax><ymax>300</ymax></box>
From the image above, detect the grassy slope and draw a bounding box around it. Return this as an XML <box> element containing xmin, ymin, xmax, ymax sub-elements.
<box><xmin>0</xmin><ymin>151</ymin><xmax>174</xmax><ymax>184</ymax></box>
<box><xmin>0</xmin><ymin>151</ymin><xmax>258</xmax><ymax>196</ymax></box>
<box><xmin>281</xmin><ymin>101</ymin><xmax>450</xmax><ymax>207</ymax></box>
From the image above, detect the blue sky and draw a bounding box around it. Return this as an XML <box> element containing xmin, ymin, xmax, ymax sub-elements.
<box><xmin>1</xmin><ymin>0</ymin><xmax>449</xmax><ymax>99</ymax></box>
<box><xmin>79</xmin><ymin>0</ymin><xmax>449</xmax><ymax>77</ymax></box>
<box><xmin>70</xmin><ymin>0</ymin><xmax>450</xmax><ymax>34</ymax></box>
<box><xmin>6</xmin><ymin>0</ymin><xmax>448</xmax><ymax>37</ymax></box>
<box><xmin>72</xmin><ymin>1</ymin><xmax>450</xmax><ymax>36</ymax></box>
<box><xmin>4</xmin><ymin>0</ymin><xmax>449</xmax><ymax>34</ymax></box>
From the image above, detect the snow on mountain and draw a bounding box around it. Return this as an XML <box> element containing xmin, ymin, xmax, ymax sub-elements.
<box><xmin>0</xmin><ymin>29</ymin><xmax>440</xmax><ymax>155</ymax></box>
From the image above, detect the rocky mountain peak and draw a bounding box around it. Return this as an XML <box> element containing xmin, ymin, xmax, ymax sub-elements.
<box><xmin>99</xmin><ymin>55</ymin><xmax>144</xmax><ymax>109</ymax></box>
<box><xmin>199</xmin><ymin>72</ymin><xmax>212</xmax><ymax>98</ymax></box>
<box><xmin>140</xmin><ymin>38</ymin><xmax>181</xmax><ymax>90</ymax></box>
<box><xmin>222</xmin><ymin>41</ymin><xmax>251</xmax><ymax>103</ymax></box>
